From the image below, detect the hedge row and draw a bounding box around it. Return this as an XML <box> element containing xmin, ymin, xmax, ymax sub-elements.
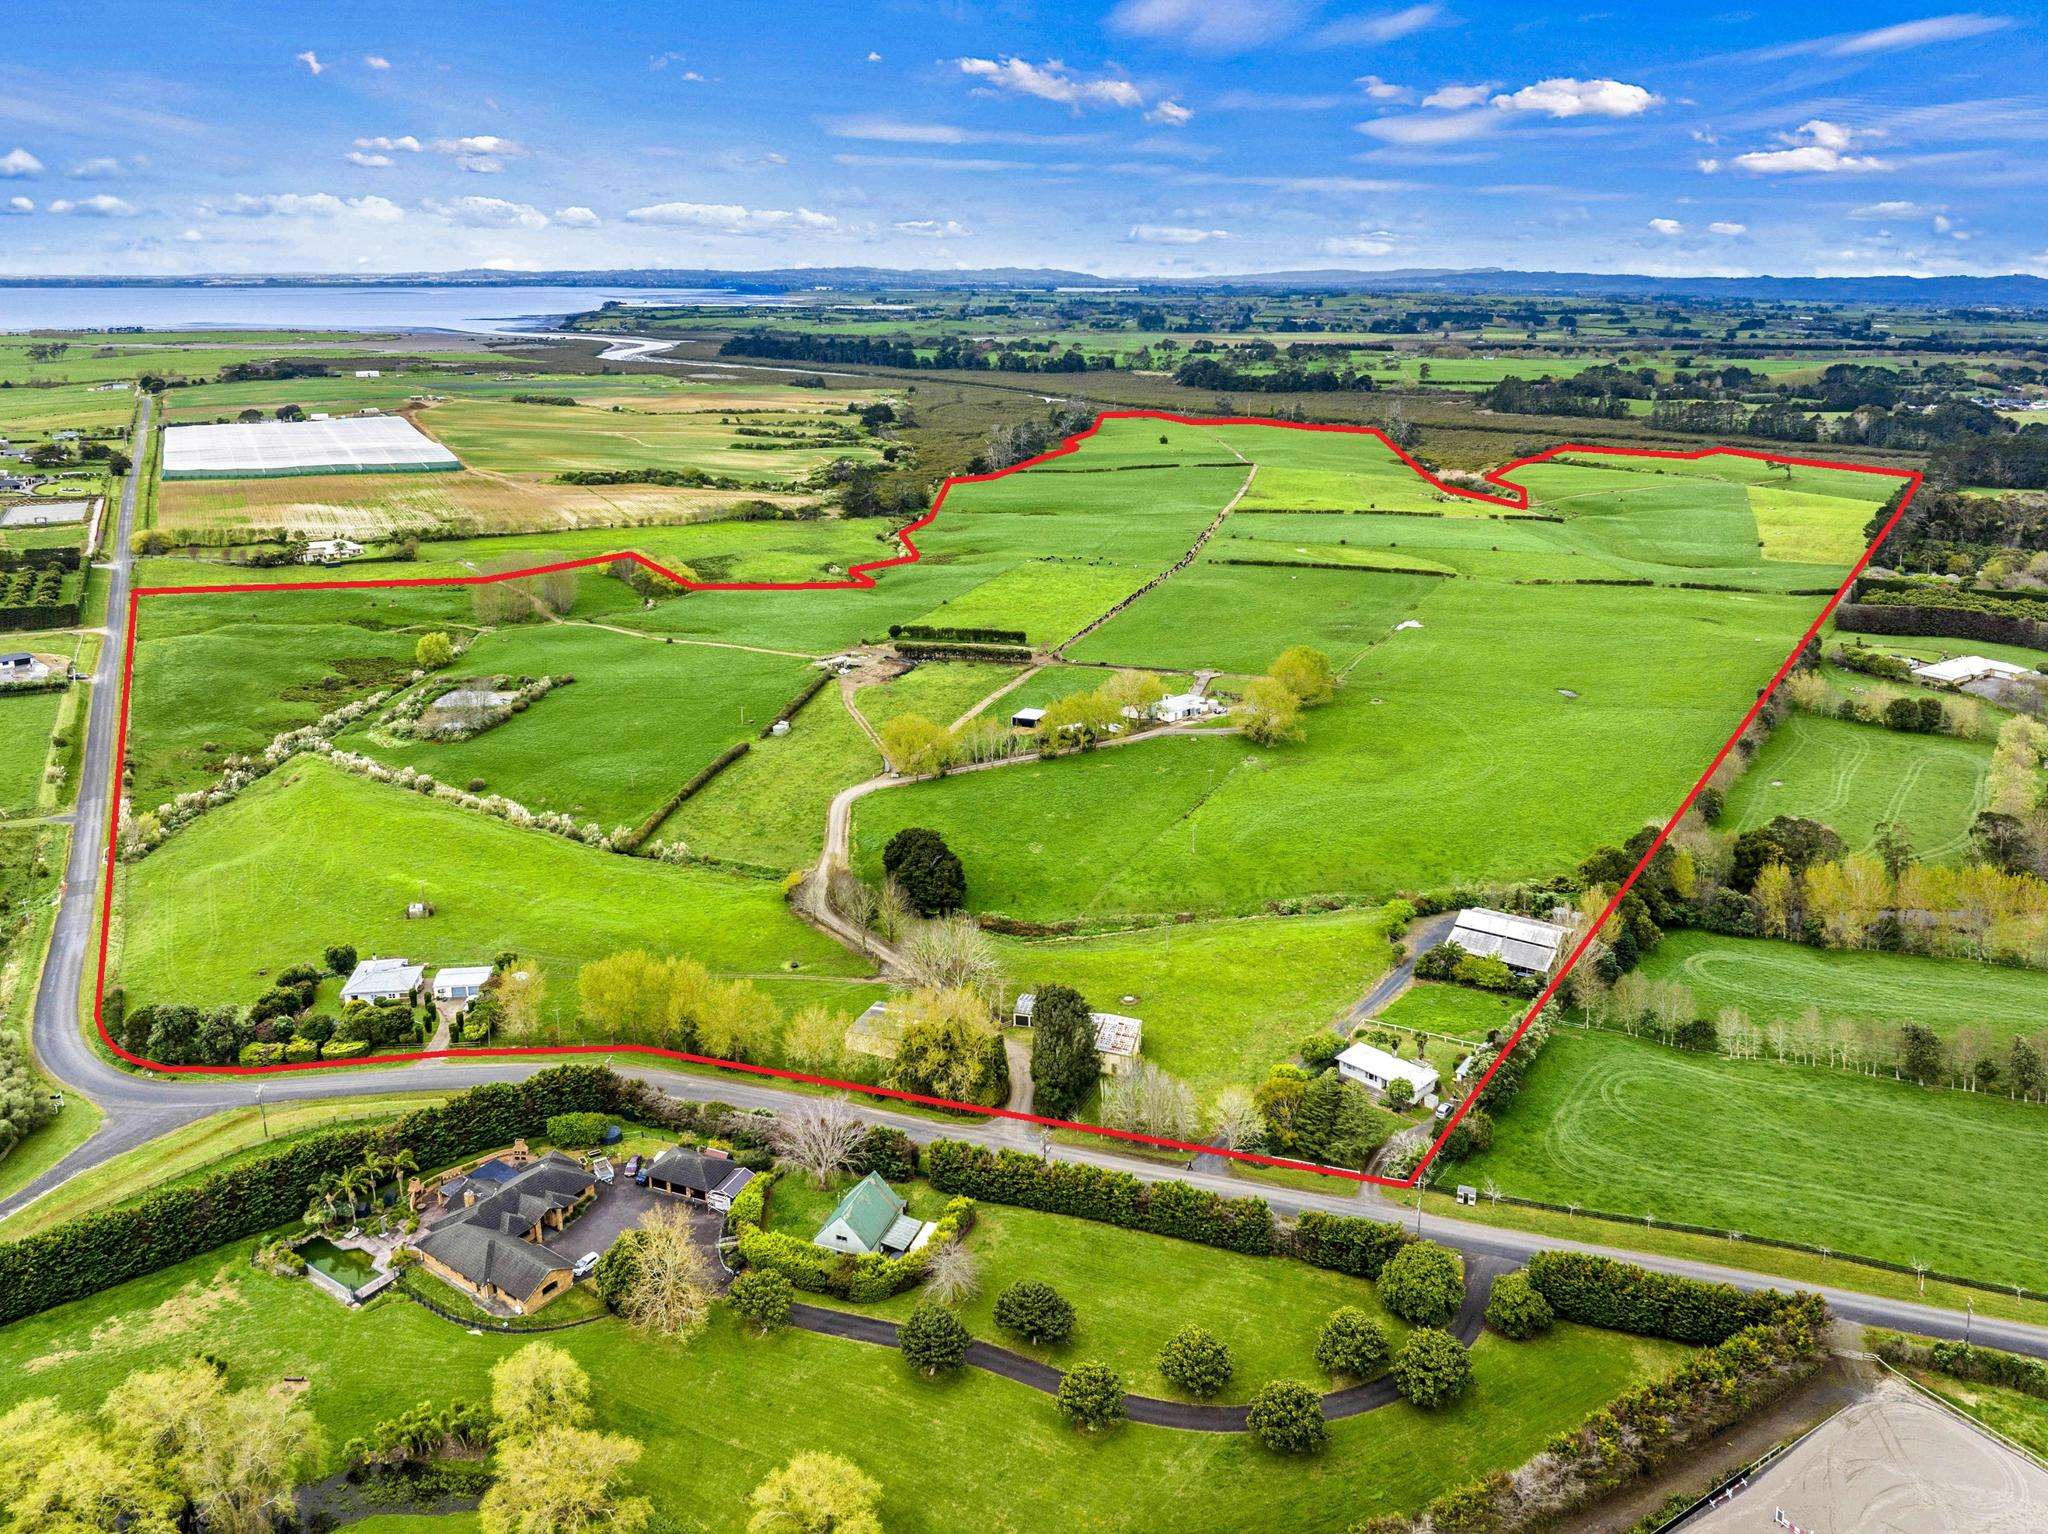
<box><xmin>891</xmin><ymin>640</ymin><xmax>1034</xmax><ymax>662</ymax></box>
<box><xmin>614</xmin><ymin>740</ymin><xmax>751</xmax><ymax>853</ymax></box>
<box><xmin>766</xmin><ymin>672</ymin><xmax>831</xmax><ymax>733</ymax></box>
<box><xmin>924</xmin><ymin>1140</ymin><xmax>1275</xmax><ymax>1255</ymax></box>
<box><xmin>729</xmin><ymin>1170</ymin><xmax>975</xmax><ymax>1300</ymax></box>
<box><xmin>0</xmin><ymin>601</ymin><xmax>80</xmax><ymax>633</ymax></box>
<box><xmin>0</xmin><ymin>547</ymin><xmax>82</xmax><ymax>572</ymax></box>
<box><xmin>889</xmin><ymin>622</ymin><xmax>1029</xmax><ymax>646</ymax></box>
<box><xmin>0</xmin><ymin>1065</ymin><xmax>622</xmax><ymax>1326</ymax></box>
<box><xmin>1209</xmin><ymin>556</ymin><xmax>1452</xmax><ymax>578</ymax></box>
<box><xmin>1834</xmin><ymin>600</ymin><xmax>2048</xmax><ymax>652</ymax></box>
<box><xmin>1285</xmin><ymin>1209</ymin><xmax>1415</xmax><ymax>1279</ymax></box>
<box><xmin>237</xmin><ymin>1037</ymin><xmax>374</xmax><ymax>1065</ymax></box>
<box><xmin>1523</xmin><ymin>1250</ymin><xmax>1792</xmax><ymax>1345</ymax></box>
<box><xmin>1869</xmin><ymin>1330</ymin><xmax>2048</xmax><ymax>1400</ymax></box>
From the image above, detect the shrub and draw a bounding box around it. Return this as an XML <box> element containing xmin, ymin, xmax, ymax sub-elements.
<box><xmin>1157</xmin><ymin>1325</ymin><xmax>1233</xmax><ymax>1400</ymax></box>
<box><xmin>729</xmin><ymin>1270</ymin><xmax>794</xmax><ymax>1334</ymax></box>
<box><xmin>325</xmin><ymin>944</ymin><xmax>358</xmax><ymax>976</ymax></box>
<box><xmin>1484</xmin><ymin>1271</ymin><xmax>1554</xmax><ymax>1340</ymax></box>
<box><xmin>1287</xmin><ymin>1211</ymin><xmax>1412</xmax><ymax>1279</ymax></box>
<box><xmin>849</xmin><ymin>1125</ymin><xmax>919</xmax><ymax>1182</ymax></box>
<box><xmin>1244</xmin><ymin>1380</ymin><xmax>1328</xmax><ymax>1454</ymax></box>
<box><xmin>545</xmin><ymin>1111</ymin><xmax>612</xmax><ymax>1148</ymax></box>
<box><xmin>993</xmin><ymin>1280</ymin><xmax>1076</xmax><ymax>1346</ymax></box>
<box><xmin>1314</xmin><ymin>1307</ymin><xmax>1391</xmax><ymax>1380</ymax></box>
<box><xmin>882</xmin><ymin>826</ymin><xmax>966</xmax><ymax>916</ymax></box>
<box><xmin>1378</xmin><ymin>1241</ymin><xmax>1464</xmax><ymax>1328</ymax></box>
<box><xmin>1391</xmin><ymin>1328</ymin><xmax>1471</xmax><ymax>1408</ymax></box>
<box><xmin>1054</xmin><ymin>1360</ymin><xmax>1126</xmax><ymax>1431</ymax></box>
<box><xmin>899</xmin><ymin>1303</ymin><xmax>970</xmax><ymax>1377</ymax></box>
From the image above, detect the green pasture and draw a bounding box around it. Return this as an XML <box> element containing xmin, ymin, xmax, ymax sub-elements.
<box><xmin>0</xmin><ymin>687</ymin><xmax>60</xmax><ymax>813</ymax></box>
<box><xmin>0</xmin><ymin>380</ymin><xmax>135</xmax><ymax>436</ymax></box>
<box><xmin>1636</xmin><ymin>931</ymin><xmax>2048</xmax><ymax>1041</ymax></box>
<box><xmin>114</xmin><ymin>755</ymin><xmax>869</xmax><ymax>1018</ymax></box>
<box><xmin>1723</xmin><ymin>712</ymin><xmax>1992</xmax><ymax>863</ymax></box>
<box><xmin>1459</xmin><ymin>1028</ymin><xmax>2048</xmax><ymax>1292</ymax></box>
<box><xmin>1375</xmin><ymin>980</ymin><xmax>1528</xmax><ymax>1043</ymax></box>
<box><xmin>992</xmin><ymin>907</ymin><xmax>1398</xmax><ymax>1096</ymax></box>
<box><xmin>0</xmin><ymin>1228</ymin><xmax>1683</xmax><ymax>1534</ymax></box>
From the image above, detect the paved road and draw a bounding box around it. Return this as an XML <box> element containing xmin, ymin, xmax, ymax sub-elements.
<box><xmin>13</xmin><ymin>391</ymin><xmax>2048</xmax><ymax>1371</ymax></box>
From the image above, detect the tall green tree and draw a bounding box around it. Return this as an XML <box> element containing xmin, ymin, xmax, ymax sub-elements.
<box><xmin>1029</xmin><ymin>983</ymin><xmax>1100</xmax><ymax>1118</ymax></box>
<box><xmin>882</xmin><ymin>826</ymin><xmax>967</xmax><ymax>916</ymax></box>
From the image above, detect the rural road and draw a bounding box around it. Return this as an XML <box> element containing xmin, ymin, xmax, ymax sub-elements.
<box><xmin>14</xmin><ymin>391</ymin><xmax>2048</xmax><ymax>1373</ymax></box>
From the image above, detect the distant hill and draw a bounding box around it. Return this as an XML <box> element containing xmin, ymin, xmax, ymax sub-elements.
<box><xmin>8</xmin><ymin>265</ymin><xmax>2048</xmax><ymax>308</ymax></box>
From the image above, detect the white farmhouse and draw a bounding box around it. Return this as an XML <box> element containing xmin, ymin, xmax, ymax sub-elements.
<box><xmin>1447</xmin><ymin>907</ymin><xmax>1569</xmax><ymax>976</ymax></box>
<box><xmin>1336</xmin><ymin>1042</ymin><xmax>1440</xmax><ymax>1106</ymax></box>
<box><xmin>302</xmin><ymin>537</ymin><xmax>366</xmax><ymax>565</ymax></box>
<box><xmin>1910</xmin><ymin>655</ymin><xmax>2032</xmax><ymax>687</ymax></box>
<box><xmin>342</xmin><ymin>956</ymin><xmax>425</xmax><ymax>1006</ymax></box>
<box><xmin>1157</xmin><ymin>692</ymin><xmax>1220</xmax><ymax>723</ymax></box>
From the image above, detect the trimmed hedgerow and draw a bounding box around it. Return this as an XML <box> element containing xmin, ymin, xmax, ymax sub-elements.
<box><xmin>1284</xmin><ymin>1210</ymin><xmax>1413</xmax><ymax>1280</ymax></box>
<box><xmin>1523</xmin><ymin>1249</ymin><xmax>1792</xmax><ymax>1345</ymax></box>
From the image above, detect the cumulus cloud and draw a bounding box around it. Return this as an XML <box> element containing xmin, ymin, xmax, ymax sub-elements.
<box><xmin>1830</xmin><ymin>12</ymin><xmax>2011</xmax><ymax>54</ymax></box>
<box><xmin>554</xmin><ymin>205</ymin><xmax>601</xmax><ymax>228</ymax></box>
<box><xmin>0</xmin><ymin>148</ymin><xmax>43</xmax><ymax>177</ymax></box>
<box><xmin>346</xmin><ymin>152</ymin><xmax>393</xmax><ymax>168</ymax></box>
<box><xmin>1708</xmin><ymin>220</ymin><xmax>1747</xmax><ymax>236</ymax></box>
<box><xmin>1648</xmin><ymin>217</ymin><xmax>1684</xmax><ymax>235</ymax></box>
<box><xmin>1715</xmin><ymin>119</ymin><xmax>1888</xmax><ymax>175</ymax></box>
<box><xmin>295</xmin><ymin>50</ymin><xmax>324</xmax><ymax>76</ymax></box>
<box><xmin>3</xmin><ymin>195</ymin><xmax>32</xmax><ymax>214</ymax></box>
<box><xmin>866</xmin><ymin>50</ymin><xmax>883</xmax><ymax>62</ymax></box>
<box><xmin>1491</xmin><ymin>78</ymin><xmax>1658</xmax><ymax>119</ymax></box>
<box><xmin>895</xmin><ymin>218</ymin><xmax>972</xmax><ymax>238</ymax></box>
<box><xmin>1421</xmin><ymin>83</ymin><xmax>1493</xmax><ymax>109</ymax></box>
<box><xmin>1145</xmin><ymin>99</ymin><xmax>1194</xmax><ymax>126</ymax></box>
<box><xmin>206</xmin><ymin>192</ymin><xmax>404</xmax><ymax>222</ymax></box>
<box><xmin>625</xmin><ymin>201</ymin><xmax>840</xmax><ymax>234</ymax></box>
<box><xmin>424</xmin><ymin>195</ymin><xmax>548</xmax><ymax>229</ymax></box>
<box><xmin>49</xmin><ymin>194</ymin><xmax>135</xmax><ymax>216</ymax></box>
<box><xmin>355</xmin><ymin>135</ymin><xmax>422</xmax><ymax>153</ymax></box>
<box><xmin>66</xmin><ymin>156</ymin><xmax>123</xmax><ymax>179</ymax></box>
<box><xmin>957</xmin><ymin>57</ymin><xmax>1143</xmax><ymax>111</ymax></box>
<box><xmin>364</xmin><ymin>54</ymin><xmax>391</xmax><ymax>70</ymax></box>
<box><xmin>1312</xmin><ymin>3</ymin><xmax>1446</xmax><ymax>47</ymax></box>
<box><xmin>1356</xmin><ymin>75</ymin><xmax>1411</xmax><ymax>102</ymax></box>
<box><xmin>1125</xmin><ymin>223</ymin><xmax>1229</xmax><ymax>243</ymax></box>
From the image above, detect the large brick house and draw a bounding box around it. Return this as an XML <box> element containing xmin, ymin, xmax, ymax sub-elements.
<box><xmin>413</xmin><ymin>1151</ymin><xmax>595</xmax><ymax>1314</ymax></box>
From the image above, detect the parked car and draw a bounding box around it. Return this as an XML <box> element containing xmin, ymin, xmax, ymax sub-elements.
<box><xmin>624</xmin><ymin>1154</ymin><xmax>642</xmax><ymax>1178</ymax></box>
<box><xmin>572</xmin><ymin>1251</ymin><xmax>601</xmax><ymax>1279</ymax></box>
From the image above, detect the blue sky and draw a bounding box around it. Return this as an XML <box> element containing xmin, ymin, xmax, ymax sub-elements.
<box><xmin>0</xmin><ymin>2</ymin><xmax>2042</xmax><ymax>278</ymax></box>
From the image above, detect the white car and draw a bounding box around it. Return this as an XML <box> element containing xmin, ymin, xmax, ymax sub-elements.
<box><xmin>572</xmin><ymin>1252</ymin><xmax>601</xmax><ymax>1279</ymax></box>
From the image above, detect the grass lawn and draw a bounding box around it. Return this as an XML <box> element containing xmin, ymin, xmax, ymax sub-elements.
<box><xmin>337</xmin><ymin>622</ymin><xmax>814</xmax><ymax>829</ymax></box>
<box><xmin>992</xmin><ymin>907</ymin><xmax>1398</xmax><ymax>1097</ymax></box>
<box><xmin>661</xmin><ymin>683</ymin><xmax>880</xmax><ymax>872</ymax></box>
<box><xmin>0</xmin><ymin>687</ymin><xmax>60</xmax><ymax>813</ymax></box>
<box><xmin>1723</xmin><ymin>712</ymin><xmax>1992</xmax><ymax>863</ymax></box>
<box><xmin>858</xmin><ymin>660</ymin><xmax>1024</xmax><ymax>732</ymax></box>
<box><xmin>1908</xmin><ymin>1371</ymin><xmax>2048</xmax><ymax>1460</ymax></box>
<box><xmin>1375</xmin><ymin>980</ymin><xmax>1529</xmax><ymax>1042</ymax></box>
<box><xmin>114</xmin><ymin>756</ymin><xmax>870</xmax><ymax>1022</ymax></box>
<box><xmin>0</xmin><ymin>1238</ymin><xmax>1684</xmax><ymax>1533</ymax></box>
<box><xmin>767</xmin><ymin>1174</ymin><xmax>1410</xmax><ymax>1401</ymax></box>
<box><xmin>1635</xmin><ymin>931</ymin><xmax>2048</xmax><ymax>1041</ymax></box>
<box><xmin>1459</xmin><ymin>1028</ymin><xmax>2048</xmax><ymax>1292</ymax></box>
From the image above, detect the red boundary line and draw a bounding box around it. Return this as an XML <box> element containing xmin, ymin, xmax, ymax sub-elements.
<box><xmin>96</xmin><ymin>411</ymin><xmax>1920</xmax><ymax>1187</ymax></box>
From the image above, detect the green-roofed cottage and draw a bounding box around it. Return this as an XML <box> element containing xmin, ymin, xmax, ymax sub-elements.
<box><xmin>811</xmin><ymin>1172</ymin><xmax>933</xmax><ymax>1257</ymax></box>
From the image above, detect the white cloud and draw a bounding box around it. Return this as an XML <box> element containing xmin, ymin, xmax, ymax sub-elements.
<box><xmin>1356</xmin><ymin>110</ymin><xmax>1495</xmax><ymax>144</ymax></box>
<box><xmin>295</xmin><ymin>50</ymin><xmax>324</xmax><ymax>76</ymax></box>
<box><xmin>1108</xmin><ymin>0</ymin><xmax>1316</xmax><ymax>52</ymax></box>
<box><xmin>1319</xmin><ymin>231</ymin><xmax>1396</xmax><ymax>256</ymax></box>
<box><xmin>1648</xmin><ymin>217</ymin><xmax>1685</xmax><ymax>235</ymax></box>
<box><xmin>364</xmin><ymin>54</ymin><xmax>391</xmax><ymax>70</ymax></box>
<box><xmin>1491</xmin><ymin>78</ymin><xmax>1658</xmax><ymax>119</ymax></box>
<box><xmin>0</xmin><ymin>148</ymin><xmax>43</xmax><ymax>177</ymax></box>
<box><xmin>1830</xmin><ymin>12</ymin><xmax>2011</xmax><ymax>55</ymax></box>
<box><xmin>2</xmin><ymin>196</ymin><xmax>31</xmax><ymax>214</ymax></box>
<box><xmin>207</xmin><ymin>192</ymin><xmax>404</xmax><ymax>222</ymax></box>
<box><xmin>424</xmin><ymin>195</ymin><xmax>548</xmax><ymax>229</ymax></box>
<box><xmin>1422</xmin><ymin>83</ymin><xmax>1493</xmax><ymax>109</ymax></box>
<box><xmin>179</xmin><ymin>227</ymin><xmax>202</xmax><ymax>241</ymax></box>
<box><xmin>957</xmin><ymin>57</ymin><xmax>1144</xmax><ymax>111</ymax></box>
<box><xmin>1312</xmin><ymin>4</ymin><xmax>1446</xmax><ymax>47</ymax></box>
<box><xmin>355</xmin><ymin>135</ymin><xmax>422</xmax><ymax>153</ymax></box>
<box><xmin>823</xmin><ymin>117</ymin><xmax>1095</xmax><ymax>146</ymax></box>
<box><xmin>1850</xmin><ymin>199</ymin><xmax>1927</xmax><ymax>218</ymax></box>
<box><xmin>1708</xmin><ymin>220</ymin><xmax>1747</xmax><ymax>236</ymax></box>
<box><xmin>625</xmin><ymin>201</ymin><xmax>840</xmax><ymax>234</ymax></box>
<box><xmin>1721</xmin><ymin>121</ymin><xmax>1887</xmax><ymax>175</ymax></box>
<box><xmin>1125</xmin><ymin>223</ymin><xmax>1229</xmax><ymax>243</ymax></box>
<box><xmin>345</xmin><ymin>152</ymin><xmax>392</xmax><ymax>168</ymax></box>
<box><xmin>1356</xmin><ymin>75</ymin><xmax>1410</xmax><ymax>102</ymax></box>
<box><xmin>554</xmin><ymin>205</ymin><xmax>601</xmax><ymax>228</ymax></box>
<box><xmin>1145</xmin><ymin>99</ymin><xmax>1194</xmax><ymax>126</ymax></box>
<box><xmin>866</xmin><ymin>51</ymin><xmax>883</xmax><ymax>62</ymax></box>
<box><xmin>66</xmin><ymin>156</ymin><xmax>122</xmax><ymax>179</ymax></box>
<box><xmin>434</xmin><ymin>135</ymin><xmax>526</xmax><ymax>156</ymax></box>
<box><xmin>895</xmin><ymin>218</ymin><xmax>972</xmax><ymax>238</ymax></box>
<box><xmin>48</xmin><ymin>194</ymin><xmax>135</xmax><ymax>216</ymax></box>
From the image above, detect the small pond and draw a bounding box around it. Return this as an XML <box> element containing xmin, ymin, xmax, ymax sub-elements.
<box><xmin>301</xmin><ymin>1237</ymin><xmax>381</xmax><ymax>1293</ymax></box>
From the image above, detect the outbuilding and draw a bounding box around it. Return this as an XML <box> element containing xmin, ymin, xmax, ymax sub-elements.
<box><xmin>1157</xmin><ymin>692</ymin><xmax>1219</xmax><ymax>723</ymax></box>
<box><xmin>1010</xmin><ymin>705</ymin><xmax>1047</xmax><ymax>730</ymax></box>
<box><xmin>1911</xmin><ymin>655</ymin><xmax>2033</xmax><ymax>687</ymax></box>
<box><xmin>1012</xmin><ymin>992</ymin><xmax>1144</xmax><ymax>1076</ymax></box>
<box><xmin>811</xmin><ymin>1172</ymin><xmax>931</xmax><ymax>1257</ymax></box>
<box><xmin>431</xmin><ymin>965</ymin><xmax>495</xmax><ymax>1008</ymax></box>
<box><xmin>1336</xmin><ymin>1042</ymin><xmax>1441</xmax><ymax>1106</ymax></box>
<box><xmin>1447</xmin><ymin>907</ymin><xmax>1569</xmax><ymax>976</ymax></box>
<box><xmin>643</xmin><ymin>1147</ymin><xmax>756</xmax><ymax>1211</ymax></box>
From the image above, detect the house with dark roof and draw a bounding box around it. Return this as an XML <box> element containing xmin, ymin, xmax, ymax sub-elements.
<box><xmin>644</xmin><ymin>1146</ymin><xmax>756</xmax><ymax>1212</ymax></box>
<box><xmin>412</xmin><ymin>1151</ymin><xmax>595</xmax><ymax>1313</ymax></box>
<box><xmin>812</xmin><ymin>1172</ymin><xmax>931</xmax><ymax>1257</ymax></box>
